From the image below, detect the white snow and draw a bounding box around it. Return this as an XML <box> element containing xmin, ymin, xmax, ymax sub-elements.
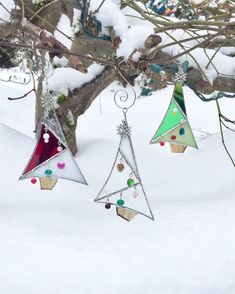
<box><xmin>89</xmin><ymin>0</ymin><xmax>128</xmax><ymax>38</ymax></box>
<box><xmin>117</xmin><ymin>25</ymin><xmax>155</xmax><ymax>60</ymax></box>
<box><xmin>0</xmin><ymin>0</ymin><xmax>14</xmax><ymax>22</ymax></box>
<box><xmin>53</xmin><ymin>14</ymin><xmax>74</xmax><ymax>67</ymax></box>
<box><xmin>47</xmin><ymin>63</ymin><xmax>104</xmax><ymax>93</ymax></box>
<box><xmin>0</xmin><ymin>69</ymin><xmax>235</xmax><ymax>293</ymax></box>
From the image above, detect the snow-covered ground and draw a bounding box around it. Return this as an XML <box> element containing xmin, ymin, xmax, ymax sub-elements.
<box><xmin>0</xmin><ymin>76</ymin><xmax>235</xmax><ymax>294</ymax></box>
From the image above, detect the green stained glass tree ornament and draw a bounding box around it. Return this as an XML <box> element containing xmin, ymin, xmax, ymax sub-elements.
<box><xmin>150</xmin><ymin>62</ymin><xmax>198</xmax><ymax>153</ymax></box>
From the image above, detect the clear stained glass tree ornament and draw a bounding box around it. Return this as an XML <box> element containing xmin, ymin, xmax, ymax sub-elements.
<box><xmin>150</xmin><ymin>61</ymin><xmax>198</xmax><ymax>153</ymax></box>
<box><xmin>19</xmin><ymin>91</ymin><xmax>87</xmax><ymax>190</ymax></box>
<box><xmin>94</xmin><ymin>88</ymin><xmax>154</xmax><ymax>221</ymax></box>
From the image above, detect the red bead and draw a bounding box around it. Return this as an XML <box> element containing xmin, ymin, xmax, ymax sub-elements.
<box><xmin>160</xmin><ymin>141</ymin><xmax>165</xmax><ymax>146</ymax></box>
<box><xmin>31</xmin><ymin>178</ymin><xmax>37</xmax><ymax>184</ymax></box>
<box><xmin>171</xmin><ymin>135</ymin><xmax>176</xmax><ymax>140</ymax></box>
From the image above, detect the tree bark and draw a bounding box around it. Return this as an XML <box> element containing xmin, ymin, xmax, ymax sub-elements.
<box><xmin>55</xmin><ymin>66</ymin><xmax>117</xmax><ymax>155</ymax></box>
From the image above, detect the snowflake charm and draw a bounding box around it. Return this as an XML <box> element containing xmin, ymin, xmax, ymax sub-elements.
<box><xmin>41</xmin><ymin>93</ymin><xmax>54</xmax><ymax>111</ymax></box>
<box><xmin>174</xmin><ymin>66</ymin><xmax>187</xmax><ymax>84</ymax></box>
<box><xmin>117</xmin><ymin>119</ymin><xmax>131</xmax><ymax>136</ymax></box>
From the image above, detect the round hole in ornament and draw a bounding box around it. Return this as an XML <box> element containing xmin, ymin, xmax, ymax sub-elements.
<box><xmin>31</xmin><ymin>178</ymin><xmax>37</xmax><ymax>184</ymax></box>
<box><xmin>116</xmin><ymin>199</ymin><xmax>125</xmax><ymax>206</ymax></box>
<box><xmin>105</xmin><ymin>203</ymin><xmax>111</xmax><ymax>209</ymax></box>
<box><xmin>57</xmin><ymin>161</ymin><xmax>65</xmax><ymax>169</ymax></box>
<box><xmin>45</xmin><ymin>169</ymin><xmax>53</xmax><ymax>176</ymax></box>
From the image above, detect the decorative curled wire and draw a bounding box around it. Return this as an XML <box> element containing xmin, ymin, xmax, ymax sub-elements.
<box><xmin>114</xmin><ymin>87</ymin><xmax>137</xmax><ymax>111</ymax></box>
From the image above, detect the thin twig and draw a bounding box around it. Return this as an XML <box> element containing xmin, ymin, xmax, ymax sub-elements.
<box><xmin>8</xmin><ymin>88</ymin><xmax>34</xmax><ymax>100</ymax></box>
<box><xmin>216</xmin><ymin>100</ymin><xmax>235</xmax><ymax>167</ymax></box>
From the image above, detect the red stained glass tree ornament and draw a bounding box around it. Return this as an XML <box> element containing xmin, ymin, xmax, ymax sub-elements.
<box><xmin>19</xmin><ymin>106</ymin><xmax>87</xmax><ymax>190</ymax></box>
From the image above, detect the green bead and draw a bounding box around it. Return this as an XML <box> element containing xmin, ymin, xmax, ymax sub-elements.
<box><xmin>45</xmin><ymin>169</ymin><xmax>53</xmax><ymax>176</ymax></box>
<box><xmin>116</xmin><ymin>199</ymin><xmax>125</xmax><ymax>206</ymax></box>
<box><xmin>127</xmin><ymin>178</ymin><xmax>135</xmax><ymax>187</ymax></box>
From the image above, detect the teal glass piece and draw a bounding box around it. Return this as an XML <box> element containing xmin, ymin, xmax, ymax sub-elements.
<box><xmin>45</xmin><ymin>169</ymin><xmax>53</xmax><ymax>176</ymax></box>
<box><xmin>182</xmin><ymin>60</ymin><xmax>189</xmax><ymax>73</ymax></box>
<box><xmin>127</xmin><ymin>178</ymin><xmax>135</xmax><ymax>187</ymax></box>
<box><xmin>117</xmin><ymin>199</ymin><xmax>125</xmax><ymax>206</ymax></box>
<box><xmin>148</xmin><ymin>64</ymin><xmax>162</xmax><ymax>74</ymax></box>
<box><xmin>179</xmin><ymin>128</ymin><xmax>185</xmax><ymax>136</ymax></box>
<box><xmin>152</xmin><ymin>100</ymin><xmax>185</xmax><ymax>141</ymax></box>
<box><xmin>174</xmin><ymin>82</ymin><xmax>186</xmax><ymax>115</ymax></box>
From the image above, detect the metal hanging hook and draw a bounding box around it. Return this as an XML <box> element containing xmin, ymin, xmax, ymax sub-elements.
<box><xmin>114</xmin><ymin>87</ymin><xmax>137</xmax><ymax>111</ymax></box>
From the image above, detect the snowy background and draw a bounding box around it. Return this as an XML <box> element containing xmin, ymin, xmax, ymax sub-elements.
<box><xmin>0</xmin><ymin>0</ymin><xmax>235</xmax><ymax>293</ymax></box>
<box><xmin>0</xmin><ymin>75</ymin><xmax>235</xmax><ymax>294</ymax></box>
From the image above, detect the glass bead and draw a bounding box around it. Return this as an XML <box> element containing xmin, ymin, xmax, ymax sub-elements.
<box><xmin>45</xmin><ymin>169</ymin><xmax>53</xmax><ymax>176</ymax></box>
<box><xmin>160</xmin><ymin>141</ymin><xmax>165</xmax><ymax>146</ymax></box>
<box><xmin>117</xmin><ymin>163</ymin><xmax>124</xmax><ymax>172</ymax></box>
<box><xmin>171</xmin><ymin>135</ymin><xmax>176</xmax><ymax>140</ymax></box>
<box><xmin>117</xmin><ymin>199</ymin><xmax>125</xmax><ymax>206</ymax></box>
<box><xmin>57</xmin><ymin>161</ymin><xmax>65</xmax><ymax>169</ymax></box>
<box><xmin>105</xmin><ymin>203</ymin><xmax>111</xmax><ymax>209</ymax></box>
<box><xmin>179</xmin><ymin>128</ymin><xmax>185</xmax><ymax>136</ymax></box>
<box><xmin>133</xmin><ymin>191</ymin><xmax>138</xmax><ymax>198</ymax></box>
<box><xmin>43</xmin><ymin>133</ymin><xmax>50</xmax><ymax>140</ymax></box>
<box><xmin>127</xmin><ymin>178</ymin><xmax>135</xmax><ymax>187</ymax></box>
<box><xmin>57</xmin><ymin>146</ymin><xmax>63</xmax><ymax>152</ymax></box>
<box><xmin>31</xmin><ymin>178</ymin><xmax>37</xmax><ymax>184</ymax></box>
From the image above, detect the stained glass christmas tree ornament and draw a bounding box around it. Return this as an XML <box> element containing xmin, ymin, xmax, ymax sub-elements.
<box><xmin>150</xmin><ymin>62</ymin><xmax>198</xmax><ymax>153</ymax></box>
<box><xmin>19</xmin><ymin>97</ymin><xmax>87</xmax><ymax>190</ymax></box>
<box><xmin>95</xmin><ymin>87</ymin><xmax>154</xmax><ymax>221</ymax></box>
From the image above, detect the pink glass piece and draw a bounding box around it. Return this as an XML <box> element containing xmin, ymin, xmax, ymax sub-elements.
<box><xmin>22</xmin><ymin>124</ymin><xmax>66</xmax><ymax>176</ymax></box>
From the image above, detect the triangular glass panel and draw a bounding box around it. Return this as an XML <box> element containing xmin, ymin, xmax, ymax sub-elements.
<box><xmin>174</xmin><ymin>82</ymin><xmax>186</xmax><ymax>115</ymax></box>
<box><xmin>21</xmin><ymin>149</ymin><xmax>87</xmax><ymax>185</ymax></box>
<box><xmin>153</xmin><ymin>121</ymin><xmax>198</xmax><ymax>148</ymax></box>
<box><xmin>151</xmin><ymin>99</ymin><xmax>186</xmax><ymax>142</ymax></box>
<box><xmin>21</xmin><ymin>122</ymin><xmax>66</xmax><ymax>177</ymax></box>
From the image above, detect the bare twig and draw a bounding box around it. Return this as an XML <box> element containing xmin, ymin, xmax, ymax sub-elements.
<box><xmin>216</xmin><ymin>100</ymin><xmax>235</xmax><ymax>167</ymax></box>
<box><xmin>8</xmin><ymin>88</ymin><xmax>34</xmax><ymax>100</ymax></box>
